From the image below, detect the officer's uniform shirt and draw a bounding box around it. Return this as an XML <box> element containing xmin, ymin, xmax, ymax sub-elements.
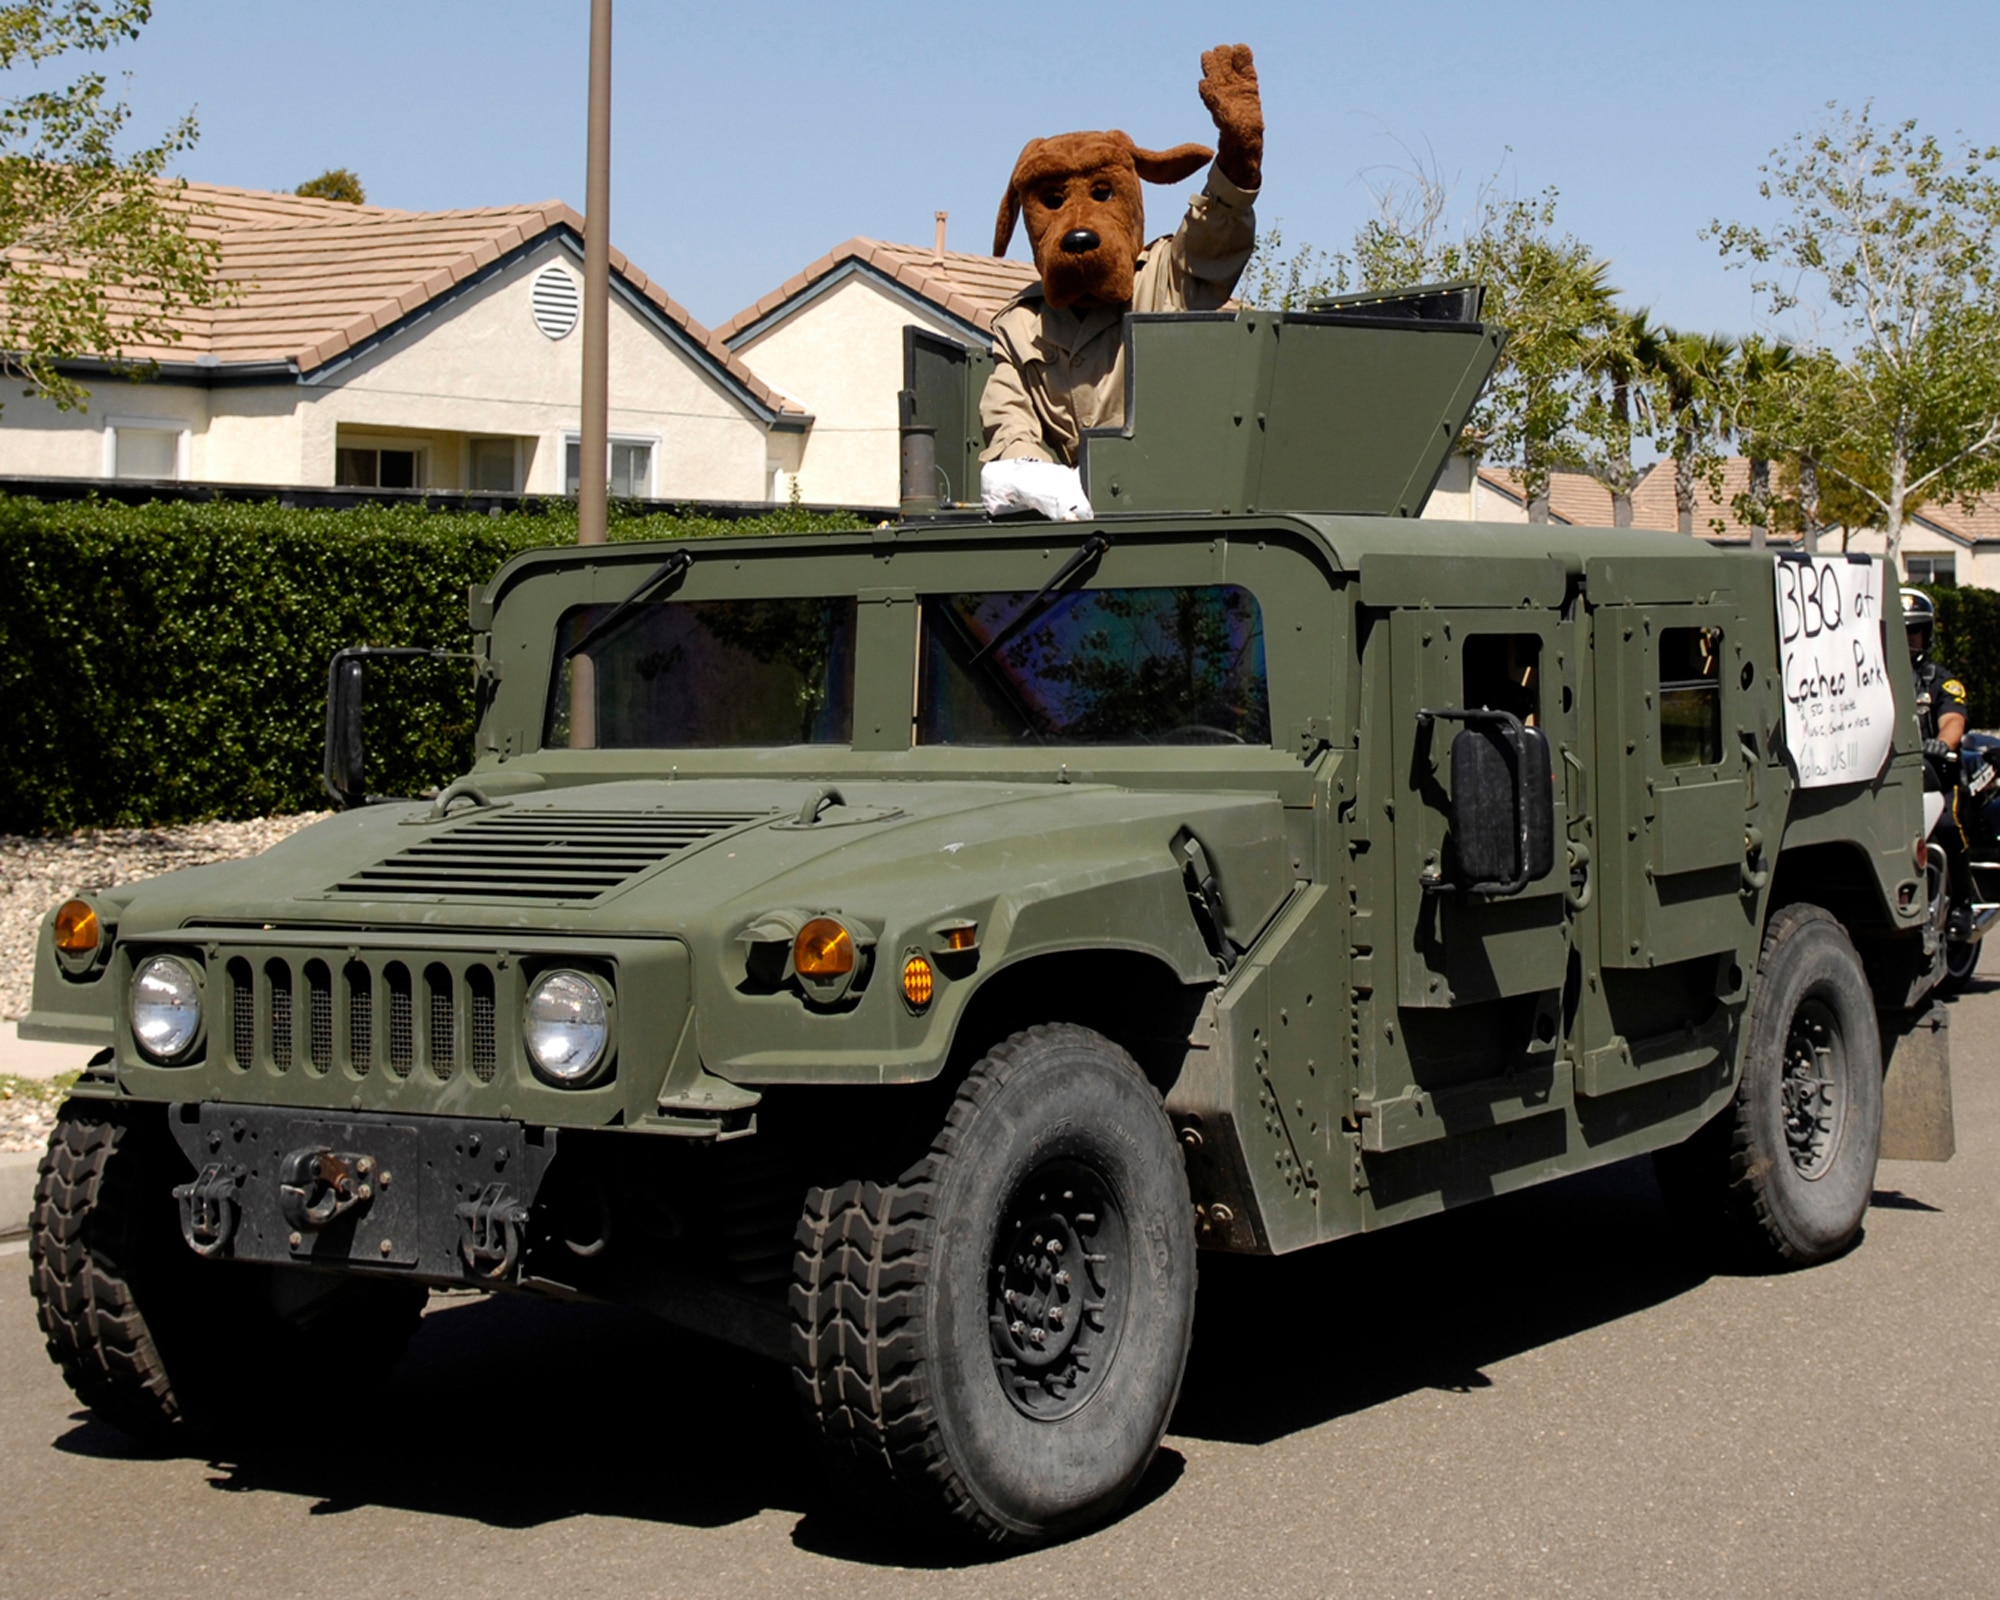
<box><xmin>1914</xmin><ymin>658</ymin><xmax>1969</xmax><ymax>741</ymax></box>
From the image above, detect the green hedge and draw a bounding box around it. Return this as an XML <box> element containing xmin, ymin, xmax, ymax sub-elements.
<box><xmin>1925</xmin><ymin>585</ymin><xmax>2000</xmax><ymax>731</ymax></box>
<box><xmin>0</xmin><ymin>496</ymin><xmax>864</xmax><ymax>834</ymax></box>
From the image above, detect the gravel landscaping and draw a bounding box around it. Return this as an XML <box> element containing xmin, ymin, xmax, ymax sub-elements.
<box><xmin>1</xmin><ymin>813</ymin><xmax>327</xmax><ymax>1024</ymax></box>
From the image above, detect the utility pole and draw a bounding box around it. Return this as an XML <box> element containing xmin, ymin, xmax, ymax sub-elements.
<box><xmin>570</xmin><ymin>0</ymin><xmax>612</xmax><ymax>748</ymax></box>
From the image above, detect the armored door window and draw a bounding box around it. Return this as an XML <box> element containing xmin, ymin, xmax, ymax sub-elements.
<box><xmin>1462</xmin><ymin>634</ymin><xmax>1541</xmax><ymax>727</ymax></box>
<box><xmin>1660</xmin><ymin>627</ymin><xmax>1723</xmax><ymax>767</ymax></box>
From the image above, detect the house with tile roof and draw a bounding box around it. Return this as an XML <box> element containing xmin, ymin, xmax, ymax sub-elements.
<box><xmin>718</xmin><ymin>220</ymin><xmax>1038</xmax><ymax>508</ymax></box>
<box><xmin>0</xmin><ymin>181</ymin><xmax>806</xmax><ymax>501</ymax></box>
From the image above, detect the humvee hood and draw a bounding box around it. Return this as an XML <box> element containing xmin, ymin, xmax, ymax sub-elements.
<box><xmin>108</xmin><ymin>778</ymin><xmax>1294</xmax><ymax>951</ymax></box>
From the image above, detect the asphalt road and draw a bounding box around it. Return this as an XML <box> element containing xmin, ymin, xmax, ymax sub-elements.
<box><xmin>2</xmin><ymin>973</ymin><xmax>1995</xmax><ymax>1600</ymax></box>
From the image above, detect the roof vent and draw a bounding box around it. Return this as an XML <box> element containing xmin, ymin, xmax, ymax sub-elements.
<box><xmin>530</xmin><ymin>263</ymin><xmax>580</xmax><ymax>340</ymax></box>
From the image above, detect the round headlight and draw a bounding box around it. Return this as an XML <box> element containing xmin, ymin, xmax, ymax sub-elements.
<box><xmin>524</xmin><ymin>970</ymin><xmax>609</xmax><ymax>1084</ymax></box>
<box><xmin>130</xmin><ymin>955</ymin><xmax>201</xmax><ymax>1061</ymax></box>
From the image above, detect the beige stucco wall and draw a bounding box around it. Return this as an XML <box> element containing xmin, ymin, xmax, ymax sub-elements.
<box><xmin>731</xmin><ymin>274</ymin><xmax>974</xmax><ymax>509</ymax></box>
<box><xmin>0</xmin><ymin>240</ymin><xmax>780</xmax><ymax>500</ymax></box>
<box><xmin>0</xmin><ymin>383</ymin><xmax>212</xmax><ymax>478</ymax></box>
<box><xmin>1418</xmin><ymin>456</ymin><xmax>1532</xmax><ymax>522</ymax></box>
<box><xmin>299</xmin><ymin>241</ymin><xmax>775</xmax><ymax>499</ymax></box>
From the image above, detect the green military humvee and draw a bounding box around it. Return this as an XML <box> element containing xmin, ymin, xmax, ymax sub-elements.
<box><xmin>23</xmin><ymin>289</ymin><xmax>1947</xmax><ymax>1546</ymax></box>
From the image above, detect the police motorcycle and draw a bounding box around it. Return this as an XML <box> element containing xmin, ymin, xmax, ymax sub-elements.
<box><xmin>1907</xmin><ymin>589</ymin><xmax>2000</xmax><ymax>989</ymax></box>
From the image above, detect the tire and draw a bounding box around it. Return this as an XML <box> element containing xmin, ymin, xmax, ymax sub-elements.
<box><xmin>1942</xmin><ymin>935</ymin><xmax>1980</xmax><ymax>991</ymax></box>
<box><xmin>1654</xmin><ymin>904</ymin><xmax>1883</xmax><ymax>1267</ymax></box>
<box><xmin>790</xmin><ymin>1024</ymin><xmax>1196</xmax><ymax>1547</ymax></box>
<box><xmin>30</xmin><ymin>1104</ymin><xmax>428</xmax><ymax>1442</ymax></box>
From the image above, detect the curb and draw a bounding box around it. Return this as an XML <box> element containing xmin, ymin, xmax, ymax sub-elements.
<box><xmin>0</xmin><ymin>1150</ymin><xmax>38</xmax><ymax>1242</ymax></box>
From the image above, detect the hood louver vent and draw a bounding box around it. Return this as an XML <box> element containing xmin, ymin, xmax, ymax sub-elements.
<box><xmin>334</xmin><ymin>809</ymin><xmax>766</xmax><ymax>903</ymax></box>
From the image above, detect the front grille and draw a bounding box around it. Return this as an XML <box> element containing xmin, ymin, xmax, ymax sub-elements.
<box><xmin>267</xmin><ymin>960</ymin><xmax>293</xmax><ymax>1072</ymax></box>
<box><xmin>331</xmin><ymin>808</ymin><xmax>765</xmax><ymax>903</ymax></box>
<box><xmin>182</xmin><ymin>949</ymin><xmax>566</xmax><ymax>1091</ymax></box>
<box><xmin>230</xmin><ymin>959</ymin><xmax>254</xmax><ymax>1069</ymax></box>
<box><xmin>470</xmin><ymin>968</ymin><xmax>497</xmax><ymax>1082</ymax></box>
<box><xmin>307</xmin><ymin>962</ymin><xmax>333</xmax><ymax>1074</ymax></box>
<box><xmin>387</xmin><ymin>964</ymin><xmax>414</xmax><ymax>1077</ymax></box>
<box><xmin>427</xmin><ymin>966</ymin><xmax>455</xmax><ymax>1081</ymax></box>
<box><xmin>346</xmin><ymin>960</ymin><xmax>372</xmax><ymax>1075</ymax></box>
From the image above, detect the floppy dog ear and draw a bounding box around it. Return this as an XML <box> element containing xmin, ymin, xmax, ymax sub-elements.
<box><xmin>1130</xmin><ymin>142</ymin><xmax>1214</xmax><ymax>185</ymax></box>
<box><xmin>993</xmin><ymin>137</ymin><xmax>1042</xmax><ymax>256</ymax></box>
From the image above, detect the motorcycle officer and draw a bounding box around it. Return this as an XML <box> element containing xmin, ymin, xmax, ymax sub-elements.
<box><xmin>1905</xmin><ymin>588</ymin><xmax>1968</xmax><ymax>756</ymax></box>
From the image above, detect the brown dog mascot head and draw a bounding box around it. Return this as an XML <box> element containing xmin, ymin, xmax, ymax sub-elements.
<box><xmin>992</xmin><ymin>44</ymin><xmax>1263</xmax><ymax>311</ymax></box>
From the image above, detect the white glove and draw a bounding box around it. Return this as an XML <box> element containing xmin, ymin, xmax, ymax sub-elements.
<box><xmin>980</xmin><ymin>459</ymin><xmax>1094</xmax><ymax>521</ymax></box>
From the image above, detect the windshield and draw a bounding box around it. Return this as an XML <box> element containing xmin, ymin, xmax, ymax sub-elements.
<box><xmin>919</xmin><ymin>585</ymin><xmax>1270</xmax><ymax>745</ymax></box>
<box><xmin>545</xmin><ymin>598</ymin><xmax>857</xmax><ymax>747</ymax></box>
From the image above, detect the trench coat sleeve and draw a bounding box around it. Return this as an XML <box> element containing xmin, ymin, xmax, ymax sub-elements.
<box><xmin>1134</xmin><ymin>166</ymin><xmax>1259</xmax><ymax>312</ymax></box>
<box><xmin>980</xmin><ymin>310</ymin><xmax>1060</xmax><ymax>464</ymax></box>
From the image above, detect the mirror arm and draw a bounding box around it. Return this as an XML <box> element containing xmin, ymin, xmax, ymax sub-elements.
<box><xmin>1417</xmin><ymin>705</ymin><xmax>1534</xmax><ymax>897</ymax></box>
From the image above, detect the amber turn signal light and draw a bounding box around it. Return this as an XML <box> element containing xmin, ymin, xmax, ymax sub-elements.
<box><xmin>54</xmin><ymin>899</ymin><xmax>100</xmax><ymax>955</ymax></box>
<box><xmin>794</xmin><ymin>918</ymin><xmax>856</xmax><ymax>978</ymax></box>
<box><xmin>942</xmin><ymin>924</ymin><xmax>977</xmax><ymax>953</ymax></box>
<box><xmin>902</xmin><ymin>954</ymin><xmax>935</xmax><ymax>1009</ymax></box>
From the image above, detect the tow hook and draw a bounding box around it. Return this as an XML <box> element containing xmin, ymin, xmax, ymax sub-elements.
<box><xmin>456</xmin><ymin>1182</ymin><xmax>530</xmax><ymax>1279</ymax></box>
<box><xmin>277</xmin><ymin>1148</ymin><xmax>376</xmax><ymax>1232</ymax></box>
<box><xmin>172</xmin><ymin>1162</ymin><xmax>243</xmax><ymax>1258</ymax></box>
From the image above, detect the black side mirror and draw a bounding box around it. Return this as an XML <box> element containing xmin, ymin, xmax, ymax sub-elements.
<box><xmin>322</xmin><ymin>646</ymin><xmax>466</xmax><ymax>810</ymax></box>
<box><xmin>1423</xmin><ymin>708</ymin><xmax>1555</xmax><ymax>896</ymax></box>
<box><xmin>323</xmin><ymin>651</ymin><xmax>368</xmax><ymax>809</ymax></box>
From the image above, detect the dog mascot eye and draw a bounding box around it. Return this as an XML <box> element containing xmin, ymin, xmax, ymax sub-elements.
<box><xmin>1091</xmin><ymin>182</ymin><xmax>1114</xmax><ymax>202</ymax></box>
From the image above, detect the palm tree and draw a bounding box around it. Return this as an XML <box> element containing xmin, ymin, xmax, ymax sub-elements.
<box><xmin>1582</xmin><ymin>306</ymin><xmax>1666</xmax><ymax>527</ymax></box>
<box><xmin>1726</xmin><ymin>336</ymin><xmax>1797</xmax><ymax>550</ymax></box>
<box><xmin>1654</xmin><ymin>330</ymin><xmax>1736</xmax><ymax>536</ymax></box>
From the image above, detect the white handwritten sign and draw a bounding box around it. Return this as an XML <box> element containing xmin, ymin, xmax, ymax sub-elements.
<box><xmin>1773</xmin><ymin>555</ymin><xmax>1896</xmax><ymax>788</ymax></box>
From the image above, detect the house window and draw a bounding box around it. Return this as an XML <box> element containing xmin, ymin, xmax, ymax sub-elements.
<box><xmin>565</xmin><ymin>435</ymin><xmax>654</xmax><ymax>498</ymax></box>
<box><xmin>336</xmin><ymin>446</ymin><xmax>423</xmax><ymax>489</ymax></box>
<box><xmin>110</xmin><ymin>424</ymin><xmax>183</xmax><ymax>480</ymax></box>
<box><xmin>467</xmin><ymin>438</ymin><xmax>518</xmax><ymax>493</ymax></box>
<box><xmin>1906</xmin><ymin>555</ymin><xmax>1956</xmax><ymax>587</ymax></box>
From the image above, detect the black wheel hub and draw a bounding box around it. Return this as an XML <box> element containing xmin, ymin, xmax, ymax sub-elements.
<box><xmin>1780</xmin><ymin>998</ymin><xmax>1847</xmax><ymax>1181</ymax></box>
<box><xmin>988</xmin><ymin>1160</ymin><xmax>1126</xmax><ymax>1421</ymax></box>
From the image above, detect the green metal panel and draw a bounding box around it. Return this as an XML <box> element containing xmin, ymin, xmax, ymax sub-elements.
<box><xmin>902</xmin><ymin>327</ymin><xmax>992</xmax><ymax>508</ymax></box>
<box><xmin>1082</xmin><ymin>311</ymin><xmax>1503</xmax><ymax>517</ymax></box>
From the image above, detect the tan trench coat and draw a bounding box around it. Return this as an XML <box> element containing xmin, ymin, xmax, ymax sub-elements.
<box><xmin>980</xmin><ymin>167</ymin><xmax>1258</xmax><ymax>466</ymax></box>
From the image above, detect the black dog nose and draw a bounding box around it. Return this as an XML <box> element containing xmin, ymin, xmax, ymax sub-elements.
<box><xmin>1059</xmin><ymin>229</ymin><xmax>1100</xmax><ymax>254</ymax></box>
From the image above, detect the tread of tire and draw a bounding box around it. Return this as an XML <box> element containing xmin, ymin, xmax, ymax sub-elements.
<box><xmin>790</xmin><ymin>1022</ymin><xmax>1133</xmax><ymax>1546</ymax></box>
<box><xmin>1722</xmin><ymin>902</ymin><xmax>1863</xmax><ymax>1264</ymax></box>
<box><xmin>28</xmin><ymin>1108</ymin><xmax>183</xmax><ymax>1438</ymax></box>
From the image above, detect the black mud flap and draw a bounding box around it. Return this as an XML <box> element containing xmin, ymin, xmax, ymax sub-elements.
<box><xmin>167</xmin><ymin>1104</ymin><xmax>557</xmax><ymax>1283</ymax></box>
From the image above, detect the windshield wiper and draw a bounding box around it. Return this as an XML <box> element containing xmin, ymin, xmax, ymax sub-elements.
<box><xmin>562</xmin><ymin>549</ymin><xmax>694</xmax><ymax>661</ymax></box>
<box><xmin>969</xmin><ymin>534</ymin><xmax>1107</xmax><ymax>667</ymax></box>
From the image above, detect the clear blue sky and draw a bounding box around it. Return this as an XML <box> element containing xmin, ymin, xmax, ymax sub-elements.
<box><xmin>69</xmin><ymin>0</ymin><xmax>2000</xmax><ymax>340</ymax></box>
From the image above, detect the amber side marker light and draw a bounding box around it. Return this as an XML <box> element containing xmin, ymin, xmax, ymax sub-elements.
<box><xmin>794</xmin><ymin>918</ymin><xmax>856</xmax><ymax>978</ymax></box>
<box><xmin>942</xmin><ymin>924</ymin><xmax>978</xmax><ymax>953</ymax></box>
<box><xmin>902</xmin><ymin>954</ymin><xmax>935</xmax><ymax>1009</ymax></box>
<box><xmin>54</xmin><ymin>899</ymin><xmax>100</xmax><ymax>955</ymax></box>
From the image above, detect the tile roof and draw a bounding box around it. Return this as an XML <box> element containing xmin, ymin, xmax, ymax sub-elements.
<box><xmin>1472</xmin><ymin>458</ymin><xmax>1798</xmax><ymax>542</ymax></box>
<box><xmin>1911</xmin><ymin>493</ymin><xmax>2000</xmax><ymax>544</ymax></box>
<box><xmin>716</xmin><ymin>237</ymin><xmax>1040</xmax><ymax>345</ymax></box>
<box><xmin>18</xmin><ymin>179</ymin><xmax>798</xmax><ymax>413</ymax></box>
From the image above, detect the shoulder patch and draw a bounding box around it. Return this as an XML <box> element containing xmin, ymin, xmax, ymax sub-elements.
<box><xmin>1945</xmin><ymin>678</ymin><xmax>1967</xmax><ymax>699</ymax></box>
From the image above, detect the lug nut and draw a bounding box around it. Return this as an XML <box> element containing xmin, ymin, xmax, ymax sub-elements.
<box><xmin>288</xmin><ymin>1231</ymin><xmax>302</xmax><ymax>1249</ymax></box>
<box><xmin>1055</xmin><ymin>1269</ymin><xmax>1070</xmax><ymax>1288</ymax></box>
<box><xmin>379</xmin><ymin>1238</ymin><xmax>393</xmax><ymax>1256</ymax></box>
<box><xmin>1048</xmin><ymin>1239</ymin><xmax>1063</xmax><ymax>1256</ymax></box>
<box><xmin>1029</xmin><ymin>1328</ymin><xmax>1046</xmax><ymax>1346</ymax></box>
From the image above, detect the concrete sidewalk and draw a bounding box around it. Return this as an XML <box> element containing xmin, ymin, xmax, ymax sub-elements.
<box><xmin>0</xmin><ymin>1153</ymin><xmax>33</xmax><ymax>1240</ymax></box>
<box><xmin>0</xmin><ymin>1022</ymin><xmax>93</xmax><ymax>1082</ymax></box>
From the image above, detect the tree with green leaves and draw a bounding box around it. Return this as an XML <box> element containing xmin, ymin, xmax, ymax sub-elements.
<box><xmin>1710</xmin><ymin>103</ymin><xmax>2000</xmax><ymax>570</ymax></box>
<box><xmin>1651</xmin><ymin>329</ymin><xmax>1735</xmax><ymax>537</ymax></box>
<box><xmin>1576</xmin><ymin>306</ymin><xmax>1665</xmax><ymax>527</ymax></box>
<box><xmin>1351</xmin><ymin>170</ymin><xmax>1618</xmax><ymax>522</ymax></box>
<box><xmin>0</xmin><ymin>0</ymin><xmax>218</xmax><ymax>413</ymax></box>
<box><xmin>296</xmin><ymin>167</ymin><xmax>364</xmax><ymax>206</ymax></box>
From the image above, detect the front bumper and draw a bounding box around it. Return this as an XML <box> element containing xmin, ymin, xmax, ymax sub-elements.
<box><xmin>167</xmin><ymin>1103</ymin><xmax>556</xmax><ymax>1284</ymax></box>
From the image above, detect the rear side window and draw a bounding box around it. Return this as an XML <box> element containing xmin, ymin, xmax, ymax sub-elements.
<box><xmin>1659</xmin><ymin>626</ymin><xmax>1723</xmax><ymax>767</ymax></box>
<box><xmin>545</xmin><ymin>597</ymin><xmax>857</xmax><ymax>747</ymax></box>
<box><xmin>918</xmin><ymin>584</ymin><xmax>1270</xmax><ymax>745</ymax></box>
